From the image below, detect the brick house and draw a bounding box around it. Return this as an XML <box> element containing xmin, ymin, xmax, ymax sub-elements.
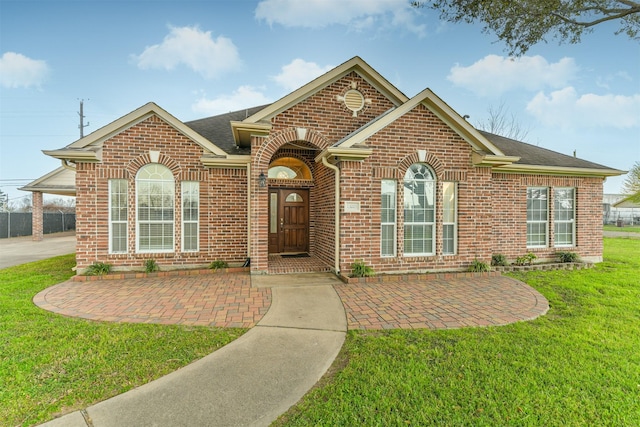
<box><xmin>23</xmin><ymin>57</ymin><xmax>623</xmax><ymax>276</ymax></box>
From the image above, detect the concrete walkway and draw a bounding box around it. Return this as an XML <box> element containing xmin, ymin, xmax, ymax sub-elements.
<box><xmin>0</xmin><ymin>231</ymin><xmax>76</xmax><ymax>269</ymax></box>
<box><xmin>39</xmin><ymin>281</ymin><xmax>347</xmax><ymax>427</ymax></box>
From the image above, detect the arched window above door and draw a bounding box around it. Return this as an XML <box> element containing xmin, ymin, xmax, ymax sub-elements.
<box><xmin>268</xmin><ymin>157</ymin><xmax>312</xmax><ymax>180</ymax></box>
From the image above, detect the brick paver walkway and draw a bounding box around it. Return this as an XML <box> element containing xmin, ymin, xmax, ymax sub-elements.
<box><xmin>335</xmin><ymin>275</ymin><xmax>548</xmax><ymax>330</ymax></box>
<box><xmin>33</xmin><ymin>273</ymin><xmax>548</xmax><ymax>330</ymax></box>
<box><xmin>34</xmin><ymin>273</ymin><xmax>271</xmax><ymax>328</ymax></box>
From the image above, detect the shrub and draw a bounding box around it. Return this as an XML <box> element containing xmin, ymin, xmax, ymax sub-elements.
<box><xmin>491</xmin><ymin>254</ymin><xmax>508</xmax><ymax>266</ymax></box>
<box><xmin>557</xmin><ymin>251</ymin><xmax>580</xmax><ymax>263</ymax></box>
<box><xmin>351</xmin><ymin>259</ymin><xmax>375</xmax><ymax>278</ymax></box>
<box><xmin>144</xmin><ymin>259</ymin><xmax>160</xmax><ymax>273</ymax></box>
<box><xmin>209</xmin><ymin>260</ymin><xmax>229</xmax><ymax>271</ymax></box>
<box><xmin>85</xmin><ymin>262</ymin><xmax>112</xmax><ymax>276</ymax></box>
<box><xmin>469</xmin><ymin>258</ymin><xmax>491</xmax><ymax>272</ymax></box>
<box><xmin>515</xmin><ymin>252</ymin><xmax>537</xmax><ymax>266</ymax></box>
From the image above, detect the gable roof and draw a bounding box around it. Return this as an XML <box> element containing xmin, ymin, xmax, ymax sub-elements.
<box><xmin>44</xmin><ymin>102</ymin><xmax>230</xmax><ymax>162</ymax></box>
<box><xmin>231</xmin><ymin>56</ymin><xmax>409</xmax><ymax>147</ymax></box>
<box><xmin>330</xmin><ymin>87</ymin><xmax>515</xmax><ymax>164</ymax></box>
<box><xmin>19</xmin><ymin>166</ymin><xmax>76</xmax><ymax>196</ymax></box>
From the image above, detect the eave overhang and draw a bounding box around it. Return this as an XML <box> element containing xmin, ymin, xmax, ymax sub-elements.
<box><xmin>493</xmin><ymin>163</ymin><xmax>626</xmax><ymax>178</ymax></box>
<box><xmin>42</xmin><ymin>148</ymin><xmax>101</xmax><ymax>162</ymax></box>
<box><xmin>230</xmin><ymin>121</ymin><xmax>272</xmax><ymax>148</ymax></box>
<box><xmin>472</xmin><ymin>152</ymin><xmax>521</xmax><ymax>167</ymax></box>
<box><xmin>200</xmin><ymin>154</ymin><xmax>251</xmax><ymax>168</ymax></box>
<box><xmin>315</xmin><ymin>147</ymin><xmax>373</xmax><ymax>164</ymax></box>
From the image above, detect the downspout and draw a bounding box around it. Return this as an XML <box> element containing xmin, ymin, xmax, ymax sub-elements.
<box><xmin>61</xmin><ymin>159</ymin><xmax>76</xmax><ymax>171</ymax></box>
<box><xmin>321</xmin><ymin>155</ymin><xmax>340</xmax><ymax>274</ymax></box>
<box><xmin>246</xmin><ymin>162</ymin><xmax>251</xmax><ymax>259</ymax></box>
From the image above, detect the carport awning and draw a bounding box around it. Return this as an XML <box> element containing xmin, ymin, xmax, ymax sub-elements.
<box><xmin>19</xmin><ymin>166</ymin><xmax>76</xmax><ymax>196</ymax></box>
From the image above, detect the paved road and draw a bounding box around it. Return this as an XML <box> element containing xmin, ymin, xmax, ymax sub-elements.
<box><xmin>0</xmin><ymin>231</ymin><xmax>76</xmax><ymax>269</ymax></box>
<box><xmin>603</xmin><ymin>230</ymin><xmax>640</xmax><ymax>239</ymax></box>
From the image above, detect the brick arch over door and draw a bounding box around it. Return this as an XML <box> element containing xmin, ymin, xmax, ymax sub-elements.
<box><xmin>250</xmin><ymin>128</ymin><xmax>331</xmax><ymax>273</ymax></box>
<box><xmin>254</xmin><ymin>128</ymin><xmax>331</xmax><ymax>171</ymax></box>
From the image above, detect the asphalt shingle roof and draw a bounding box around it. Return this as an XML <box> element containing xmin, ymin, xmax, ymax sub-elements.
<box><xmin>184</xmin><ymin>105</ymin><xmax>270</xmax><ymax>155</ymax></box>
<box><xmin>183</xmin><ymin>104</ymin><xmax>614</xmax><ymax>171</ymax></box>
<box><xmin>479</xmin><ymin>130</ymin><xmax>614</xmax><ymax>170</ymax></box>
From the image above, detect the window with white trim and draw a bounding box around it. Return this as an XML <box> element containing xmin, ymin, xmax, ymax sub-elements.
<box><xmin>403</xmin><ymin>163</ymin><xmax>436</xmax><ymax>256</ymax></box>
<box><xmin>381</xmin><ymin>180</ymin><xmax>396</xmax><ymax>257</ymax></box>
<box><xmin>554</xmin><ymin>188</ymin><xmax>575</xmax><ymax>247</ymax></box>
<box><xmin>527</xmin><ymin>187</ymin><xmax>548</xmax><ymax>248</ymax></box>
<box><xmin>108</xmin><ymin>179</ymin><xmax>128</xmax><ymax>253</ymax></box>
<box><xmin>136</xmin><ymin>164</ymin><xmax>174</xmax><ymax>252</ymax></box>
<box><xmin>182</xmin><ymin>181</ymin><xmax>199</xmax><ymax>252</ymax></box>
<box><xmin>442</xmin><ymin>182</ymin><xmax>457</xmax><ymax>255</ymax></box>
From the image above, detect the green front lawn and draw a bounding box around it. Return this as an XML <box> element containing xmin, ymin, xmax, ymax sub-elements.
<box><xmin>277</xmin><ymin>238</ymin><xmax>640</xmax><ymax>426</ymax></box>
<box><xmin>0</xmin><ymin>255</ymin><xmax>245</xmax><ymax>427</ymax></box>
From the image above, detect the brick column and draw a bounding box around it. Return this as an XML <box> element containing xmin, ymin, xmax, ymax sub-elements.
<box><xmin>32</xmin><ymin>191</ymin><xmax>43</xmax><ymax>241</ymax></box>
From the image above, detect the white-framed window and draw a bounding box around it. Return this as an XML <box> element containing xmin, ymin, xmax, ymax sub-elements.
<box><xmin>381</xmin><ymin>179</ymin><xmax>397</xmax><ymax>257</ymax></box>
<box><xmin>527</xmin><ymin>187</ymin><xmax>548</xmax><ymax>248</ymax></box>
<box><xmin>182</xmin><ymin>181</ymin><xmax>199</xmax><ymax>252</ymax></box>
<box><xmin>403</xmin><ymin>163</ymin><xmax>436</xmax><ymax>256</ymax></box>
<box><xmin>108</xmin><ymin>179</ymin><xmax>128</xmax><ymax>253</ymax></box>
<box><xmin>442</xmin><ymin>182</ymin><xmax>457</xmax><ymax>255</ymax></box>
<box><xmin>554</xmin><ymin>187</ymin><xmax>575</xmax><ymax>247</ymax></box>
<box><xmin>136</xmin><ymin>164</ymin><xmax>174</xmax><ymax>252</ymax></box>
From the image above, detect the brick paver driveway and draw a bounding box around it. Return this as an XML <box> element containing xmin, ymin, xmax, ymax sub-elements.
<box><xmin>34</xmin><ymin>273</ymin><xmax>548</xmax><ymax>330</ymax></box>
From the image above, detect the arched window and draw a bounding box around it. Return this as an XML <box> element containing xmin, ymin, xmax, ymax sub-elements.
<box><xmin>403</xmin><ymin>163</ymin><xmax>436</xmax><ymax>256</ymax></box>
<box><xmin>268</xmin><ymin>157</ymin><xmax>312</xmax><ymax>180</ymax></box>
<box><xmin>136</xmin><ymin>164</ymin><xmax>174</xmax><ymax>252</ymax></box>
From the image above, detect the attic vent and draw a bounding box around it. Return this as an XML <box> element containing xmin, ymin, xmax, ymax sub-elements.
<box><xmin>344</xmin><ymin>89</ymin><xmax>364</xmax><ymax>114</ymax></box>
<box><xmin>336</xmin><ymin>82</ymin><xmax>371</xmax><ymax>117</ymax></box>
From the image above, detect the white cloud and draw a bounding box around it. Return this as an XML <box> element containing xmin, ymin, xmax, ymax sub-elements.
<box><xmin>132</xmin><ymin>26</ymin><xmax>241</xmax><ymax>78</ymax></box>
<box><xmin>271</xmin><ymin>59</ymin><xmax>334</xmax><ymax>92</ymax></box>
<box><xmin>191</xmin><ymin>86</ymin><xmax>272</xmax><ymax>115</ymax></box>
<box><xmin>526</xmin><ymin>87</ymin><xmax>640</xmax><ymax>129</ymax></box>
<box><xmin>448</xmin><ymin>55</ymin><xmax>579</xmax><ymax>97</ymax></box>
<box><xmin>0</xmin><ymin>52</ymin><xmax>49</xmax><ymax>88</ymax></box>
<box><xmin>255</xmin><ymin>0</ymin><xmax>426</xmax><ymax>37</ymax></box>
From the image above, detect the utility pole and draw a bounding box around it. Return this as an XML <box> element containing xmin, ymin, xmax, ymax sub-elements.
<box><xmin>78</xmin><ymin>99</ymin><xmax>90</xmax><ymax>138</ymax></box>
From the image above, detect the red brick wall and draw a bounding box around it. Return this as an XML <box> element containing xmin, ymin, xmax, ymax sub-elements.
<box><xmin>74</xmin><ymin>74</ymin><xmax>605</xmax><ymax>274</ymax></box>
<box><xmin>491</xmin><ymin>173</ymin><xmax>603</xmax><ymax>263</ymax></box>
<box><xmin>74</xmin><ymin>115</ymin><xmax>248</xmax><ymax>272</ymax></box>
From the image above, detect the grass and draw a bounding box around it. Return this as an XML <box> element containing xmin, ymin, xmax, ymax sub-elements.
<box><xmin>604</xmin><ymin>224</ymin><xmax>640</xmax><ymax>233</ymax></box>
<box><xmin>0</xmin><ymin>254</ymin><xmax>246</xmax><ymax>427</ymax></box>
<box><xmin>276</xmin><ymin>238</ymin><xmax>640</xmax><ymax>426</ymax></box>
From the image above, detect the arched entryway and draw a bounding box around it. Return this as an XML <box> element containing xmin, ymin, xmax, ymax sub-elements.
<box><xmin>250</xmin><ymin>129</ymin><xmax>335</xmax><ymax>274</ymax></box>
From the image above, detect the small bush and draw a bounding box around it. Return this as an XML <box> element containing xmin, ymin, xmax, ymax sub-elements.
<box><xmin>85</xmin><ymin>262</ymin><xmax>112</xmax><ymax>276</ymax></box>
<box><xmin>491</xmin><ymin>254</ymin><xmax>508</xmax><ymax>266</ymax></box>
<box><xmin>209</xmin><ymin>260</ymin><xmax>229</xmax><ymax>271</ymax></box>
<box><xmin>469</xmin><ymin>258</ymin><xmax>491</xmax><ymax>272</ymax></box>
<box><xmin>515</xmin><ymin>252</ymin><xmax>537</xmax><ymax>266</ymax></box>
<box><xmin>351</xmin><ymin>259</ymin><xmax>375</xmax><ymax>278</ymax></box>
<box><xmin>144</xmin><ymin>259</ymin><xmax>160</xmax><ymax>273</ymax></box>
<box><xmin>557</xmin><ymin>251</ymin><xmax>580</xmax><ymax>263</ymax></box>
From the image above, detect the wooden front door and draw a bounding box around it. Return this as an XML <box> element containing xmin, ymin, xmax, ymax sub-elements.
<box><xmin>268</xmin><ymin>189</ymin><xmax>309</xmax><ymax>253</ymax></box>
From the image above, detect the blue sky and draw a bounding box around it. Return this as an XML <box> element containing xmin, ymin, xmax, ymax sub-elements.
<box><xmin>1</xmin><ymin>0</ymin><xmax>639</xmax><ymax>204</ymax></box>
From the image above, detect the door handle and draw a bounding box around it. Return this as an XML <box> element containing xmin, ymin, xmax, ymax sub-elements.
<box><xmin>280</xmin><ymin>218</ymin><xmax>284</xmax><ymax>231</ymax></box>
